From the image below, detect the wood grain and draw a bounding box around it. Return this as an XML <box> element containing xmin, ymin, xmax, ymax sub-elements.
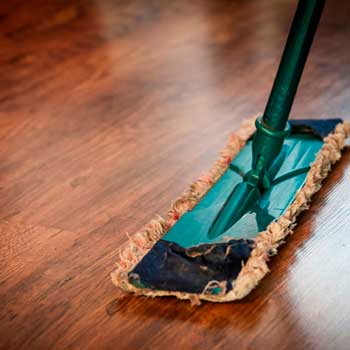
<box><xmin>0</xmin><ymin>0</ymin><xmax>349</xmax><ymax>349</ymax></box>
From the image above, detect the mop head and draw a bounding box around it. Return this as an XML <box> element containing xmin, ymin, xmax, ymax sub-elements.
<box><xmin>111</xmin><ymin>117</ymin><xmax>349</xmax><ymax>304</ymax></box>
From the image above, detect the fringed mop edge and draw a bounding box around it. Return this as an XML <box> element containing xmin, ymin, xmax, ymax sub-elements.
<box><xmin>111</xmin><ymin>118</ymin><xmax>350</xmax><ymax>304</ymax></box>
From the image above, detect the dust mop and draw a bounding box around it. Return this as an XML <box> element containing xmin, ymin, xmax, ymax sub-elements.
<box><xmin>112</xmin><ymin>0</ymin><xmax>349</xmax><ymax>303</ymax></box>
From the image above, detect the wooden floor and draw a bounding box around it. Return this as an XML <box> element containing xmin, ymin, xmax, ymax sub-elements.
<box><xmin>1</xmin><ymin>0</ymin><xmax>350</xmax><ymax>349</ymax></box>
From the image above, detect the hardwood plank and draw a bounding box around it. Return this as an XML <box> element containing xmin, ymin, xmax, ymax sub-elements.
<box><xmin>0</xmin><ymin>0</ymin><xmax>349</xmax><ymax>349</ymax></box>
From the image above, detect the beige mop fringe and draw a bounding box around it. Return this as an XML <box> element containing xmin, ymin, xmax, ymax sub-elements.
<box><xmin>111</xmin><ymin>118</ymin><xmax>350</xmax><ymax>304</ymax></box>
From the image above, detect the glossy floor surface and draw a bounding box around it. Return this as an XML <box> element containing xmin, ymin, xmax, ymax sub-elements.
<box><xmin>0</xmin><ymin>1</ymin><xmax>349</xmax><ymax>349</ymax></box>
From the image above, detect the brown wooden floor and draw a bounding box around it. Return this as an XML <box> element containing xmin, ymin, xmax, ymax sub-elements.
<box><xmin>0</xmin><ymin>0</ymin><xmax>350</xmax><ymax>349</ymax></box>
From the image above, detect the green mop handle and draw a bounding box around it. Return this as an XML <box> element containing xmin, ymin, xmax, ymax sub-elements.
<box><xmin>248</xmin><ymin>0</ymin><xmax>326</xmax><ymax>189</ymax></box>
<box><xmin>263</xmin><ymin>0</ymin><xmax>326</xmax><ymax>130</ymax></box>
<box><xmin>209</xmin><ymin>0</ymin><xmax>326</xmax><ymax>238</ymax></box>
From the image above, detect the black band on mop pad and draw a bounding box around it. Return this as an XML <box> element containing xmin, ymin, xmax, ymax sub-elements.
<box><xmin>247</xmin><ymin>118</ymin><xmax>343</xmax><ymax>141</ymax></box>
<box><xmin>290</xmin><ymin>118</ymin><xmax>342</xmax><ymax>138</ymax></box>
<box><xmin>129</xmin><ymin>239</ymin><xmax>254</xmax><ymax>294</ymax></box>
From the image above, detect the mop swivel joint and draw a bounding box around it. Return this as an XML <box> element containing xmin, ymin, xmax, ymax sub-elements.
<box><xmin>245</xmin><ymin>117</ymin><xmax>291</xmax><ymax>190</ymax></box>
<box><xmin>208</xmin><ymin>116</ymin><xmax>291</xmax><ymax>238</ymax></box>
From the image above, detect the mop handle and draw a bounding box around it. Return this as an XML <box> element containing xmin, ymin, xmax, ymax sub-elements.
<box><xmin>208</xmin><ymin>0</ymin><xmax>327</xmax><ymax>238</ymax></box>
<box><xmin>263</xmin><ymin>0</ymin><xmax>326</xmax><ymax>131</ymax></box>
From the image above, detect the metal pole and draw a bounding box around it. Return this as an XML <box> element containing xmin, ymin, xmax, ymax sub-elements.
<box><xmin>262</xmin><ymin>0</ymin><xmax>326</xmax><ymax>130</ymax></box>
